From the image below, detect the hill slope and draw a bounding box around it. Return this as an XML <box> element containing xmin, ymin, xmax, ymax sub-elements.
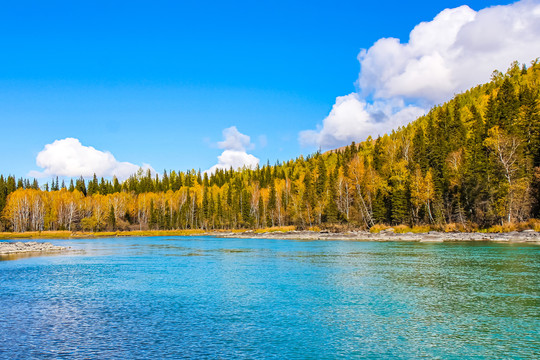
<box><xmin>1</xmin><ymin>61</ymin><xmax>539</xmax><ymax>231</ymax></box>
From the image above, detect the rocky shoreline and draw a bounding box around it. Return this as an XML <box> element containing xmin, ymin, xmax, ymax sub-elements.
<box><xmin>214</xmin><ymin>229</ymin><xmax>540</xmax><ymax>243</ymax></box>
<box><xmin>1</xmin><ymin>231</ymin><xmax>539</xmax><ymax>245</ymax></box>
<box><xmin>0</xmin><ymin>241</ymin><xmax>69</xmax><ymax>255</ymax></box>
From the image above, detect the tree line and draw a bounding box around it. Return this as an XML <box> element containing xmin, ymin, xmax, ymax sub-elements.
<box><xmin>1</xmin><ymin>61</ymin><xmax>539</xmax><ymax>232</ymax></box>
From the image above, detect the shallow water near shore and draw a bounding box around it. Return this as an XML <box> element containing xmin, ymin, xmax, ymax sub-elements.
<box><xmin>0</xmin><ymin>236</ymin><xmax>539</xmax><ymax>359</ymax></box>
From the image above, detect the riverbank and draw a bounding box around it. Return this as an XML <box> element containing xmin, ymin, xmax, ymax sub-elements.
<box><xmin>0</xmin><ymin>229</ymin><xmax>214</xmax><ymax>240</ymax></box>
<box><xmin>215</xmin><ymin>229</ymin><xmax>540</xmax><ymax>243</ymax></box>
<box><xmin>1</xmin><ymin>228</ymin><xmax>539</xmax><ymax>243</ymax></box>
<box><xmin>0</xmin><ymin>241</ymin><xmax>68</xmax><ymax>255</ymax></box>
<box><xmin>0</xmin><ymin>228</ymin><xmax>293</xmax><ymax>240</ymax></box>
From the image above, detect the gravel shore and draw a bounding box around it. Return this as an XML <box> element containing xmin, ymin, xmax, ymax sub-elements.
<box><xmin>214</xmin><ymin>229</ymin><xmax>540</xmax><ymax>243</ymax></box>
<box><xmin>0</xmin><ymin>241</ymin><xmax>68</xmax><ymax>255</ymax></box>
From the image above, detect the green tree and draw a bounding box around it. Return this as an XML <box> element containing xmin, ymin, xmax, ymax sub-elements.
<box><xmin>109</xmin><ymin>204</ymin><xmax>116</xmax><ymax>230</ymax></box>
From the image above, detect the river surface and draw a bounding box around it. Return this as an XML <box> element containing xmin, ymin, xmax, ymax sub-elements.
<box><xmin>0</xmin><ymin>236</ymin><xmax>539</xmax><ymax>359</ymax></box>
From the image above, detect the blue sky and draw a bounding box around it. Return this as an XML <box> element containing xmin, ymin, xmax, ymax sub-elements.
<box><xmin>0</xmin><ymin>0</ymin><xmax>528</xmax><ymax>179</ymax></box>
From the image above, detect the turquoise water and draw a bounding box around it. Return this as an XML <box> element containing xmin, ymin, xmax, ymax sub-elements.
<box><xmin>0</xmin><ymin>237</ymin><xmax>539</xmax><ymax>359</ymax></box>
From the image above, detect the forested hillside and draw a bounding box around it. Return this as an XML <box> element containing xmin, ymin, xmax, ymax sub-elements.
<box><xmin>1</xmin><ymin>61</ymin><xmax>539</xmax><ymax>232</ymax></box>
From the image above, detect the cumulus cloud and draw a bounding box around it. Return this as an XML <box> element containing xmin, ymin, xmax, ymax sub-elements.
<box><xmin>301</xmin><ymin>0</ymin><xmax>540</xmax><ymax>149</ymax></box>
<box><xmin>207</xmin><ymin>150</ymin><xmax>260</xmax><ymax>174</ymax></box>
<box><xmin>218</xmin><ymin>126</ymin><xmax>254</xmax><ymax>151</ymax></box>
<box><xmin>207</xmin><ymin>127</ymin><xmax>260</xmax><ymax>173</ymax></box>
<box><xmin>28</xmin><ymin>138</ymin><xmax>154</xmax><ymax>180</ymax></box>
<box><xmin>300</xmin><ymin>94</ymin><xmax>425</xmax><ymax>148</ymax></box>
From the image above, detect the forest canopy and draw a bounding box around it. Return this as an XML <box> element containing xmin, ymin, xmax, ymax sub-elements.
<box><xmin>1</xmin><ymin>61</ymin><xmax>539</xmax><ymax>232</ymax></box>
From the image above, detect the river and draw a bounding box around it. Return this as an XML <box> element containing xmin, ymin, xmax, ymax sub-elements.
<box><xmin>0</xmin><ymin>236</ymin><xmax>539</xmax><ymax>359</ymax></box>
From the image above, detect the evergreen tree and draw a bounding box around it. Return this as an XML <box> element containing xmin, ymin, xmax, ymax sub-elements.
<box><xmin>390</xmin><ymin>180</ymin><xmax>409</xmax><ymax>225</ymax></box>
<box><xmin>258</xmin><ymin>194</ymin><xmax>264</xmax><ymax>228</ymax></box>
<box><xmin>216</xmin><ymin>193</ymin><xmax>223</xmax><ymax>228</ymax></box>
<box><xmin>149</xmin><ymin>199</ymin><xmax>157</xmax><ymax>229</ymax></box>
<box><xmin>0</xmin><ymin>176</ymin><xmax>7</xmax><ymax>218</ymax></box>
<box><xmin>162</xmin><ymin>170</ymin><xmax>170</xmax><ymax>191</ymax></box>
<box><xmin>50</xmin><ymin>177</ymin><xmax>59</xmax><ymax>191</ymax></box>
<box><xmin>518</xmin><ymin>85</ymin><xmax>540</xmax><ymax>165</ymax></box>
<box><xmin>484</xmin><ymin>95</ymin><xmax>498</xmax><ymax>131</ymax></box>
<box><xmin>267</xmin><ymin>180</ymin><xmax>277</xmax><ymax>227</ymax></box>
<box><xmin>412</xmin><ymin>127</ymin><xmax>428</xmax><ymax>171</ymax></box>
<box><xmin>87</xmin><ymin>174</ymin><xmax>98</xmax><ymax>196</ymax></box>
<box><xmin>109</xmin><ymin>205</ymin><xmax>116</xmax><ymax>230</ymax></box>
<box><xmin>324</xmin><ymin>167</ymin><xmax>339</xmax><ymax>223</ymax></box>
<box><xmin>449</xmin><ymin>98</ymin><xmax>466</xmax><ymax>150</ymax></box>
<box><xmin>113</xmin><ymin>177</ymin><xmax>122</xmax><ymax>193</ymax></box>
<box><xmin>372</xmin><ymin>190</ymin><xmax>388</xmax><ymax>224</ymax></box>
<box><xmin>202</xmin><ymin>186</ymin><xmax>209</xmax><ymax>228</ymax></box>
<box><xmin>6</xmin><ymin>176</ymin><xmax>16</xmax><ymax>194</ymax></box>
<box><xmin>496</xmin><ymin>77</ymin><xmax>519</xmax><ymax>130</ymax></box>
<box><xmin>75</xmin><ymin>176</ymin><xmax>87</xmax><ymax>196</ymax></box>
<box><xmin>315</xmin><ymin>156</ymin><xmax>327</xmax><ymax>196</ymax></box>
<box><xmin>241</xmin><ymin>189</ymin><xmax>252</xmax><ymax>227</ymax></box>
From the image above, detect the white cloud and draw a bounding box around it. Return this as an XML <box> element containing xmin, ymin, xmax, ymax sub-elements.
<box><xmin>218</xmin><ymin>126</ymin><xmax>254</xmax><ymax>151</ymax></box>
<box><xmin>207</xmin><ymin>127</ymin><xmax>260</xmax><ymax>173</ymax></box>
<box><xmin>300</xmin><ymin>94</ymin><xmax>425</xmax><ymax>148</ymax></box>
<box><xmin>301</xmin><ymin>0</ymin><xmax>540</xmax><ymax>149</ymax></box>
<box><xmin>206</xmin><ymin>150</ymin><xmax>260</xmax><ymax>174</ymax></box>
<box><xmin>28</xmin><ymin>138</ymin><xmax>154</xmax><ymax>180</ymax></box>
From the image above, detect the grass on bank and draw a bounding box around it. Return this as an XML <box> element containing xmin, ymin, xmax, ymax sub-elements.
<box><xmin>368</xmin><ymin>219</ymin><xmax>540</xmax><ymax>233</ymax></box>
<box><xmin>0</xmin><ymin>226</ymin><xmax>297</xmax><ymax>240</ymax></box>
<box><xmin>1</xmin><ymin>221</ymin><xmax>538</xmax><ymax>240</ymax></box>
<box><xmin>254</xmin><ymin>226</ymin><xmax>295</xmax><ymax>234</ymax></box>
<box><xmin>0</xmin><ymin>229</ymin><xmax>209</xmax><ymax>240</ymax></box>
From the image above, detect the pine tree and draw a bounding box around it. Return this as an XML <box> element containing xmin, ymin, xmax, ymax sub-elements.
<box><xmin>0</xmin><ymin>176</ymin><xmax>6</xmax><ymax>219</ymax></box>
<box><xmin>87</xmin><ymin>174</ymin><xmax>98</xmax><ymax>196</ymax></box>
<box><xmin>412</xmin><ymin>126</ymin><xmax>428</xmax><ymax>171</ymax></box>
<box><xmin>390</xmin><ymin>179</ymin><xmax>409</xmax><ymax>225</ymax></box>
<box><xmin>449</xmin><ymin>98</ymin><xmax>466</xmax><ymax>150</ymax></box>
<box><xmin>113</xmin><ymin>177</ymin><xmax>122</xmax><ymax>193</ymax></box>
<box><xmin>202</xmin><ymin>186</ymin><xmax>209</xmax><ymax>228</ymax></box>
<box><xmin>267</xmin><ymin>180</ymin><xmax>277</xmax><ymax>227</ymax></box>
<box><xmin>324</xmin><ymin>167</ymin><xmax>339</xmax><ymax>223</ymax></box>
<box><xmin>109</xmin><ymin>205</ymin><xmax>116</xmax><ymax>230</ymax></box>
<box><xmin>162</xmin><ymin>170</ymin><xmax>170</xmax><ymax>191</ymax></box>
<box><xmin>208</xmin><ymin>192</ymin><xmax>215</xmax><ymax>228</ymax></box>
<box><xmin>484</xmin><ymin>95</ymin><xmax>498</xmax><ymax>131</ymax></box>
<box><xmin>50</xmin><ymin>178</ymin><xmax>57</xmax><ymax>191</ymax></box>
<box><xmin>518</xmin><ymin>85</ymin><xmax>540</xmax><ymax>165</ymax></box>
<box><xmin>258</xmin><ymin>194</ymin><xmax>264</xmax><ymax>228</ymax></box>
<box><xmin>315</xmin><ymin>156</ymin><xmax>327</xmax><ymax>196</ymax></box>
<box><xmin>216</xmin><ymin>193</ymin><xmax>223</xmax><ymax>228</ymax></box>
<box><xmin>241</xmin><ymin>189</ymin><xmax>252</xmax><ymax>227</ymax></box>
<box><xmin>149</xmin><ymin>199</ymin><xmax>157</xmax><ymax>229</ymax></box>
<box><xmin>496</xmin><ymin>77</ymin><xmax>519</xmax><ymax>130</ymax></box>
<box><xmin>75</xmin><ymin>177</ymin><xmax>87</xmax><ymax>196</ymax></box>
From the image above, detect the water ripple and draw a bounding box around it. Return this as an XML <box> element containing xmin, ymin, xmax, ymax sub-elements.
<box><xmin>0</xmin><ymin>238</ymin><xmax>538</xmax><ymax>359</ymax></box>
